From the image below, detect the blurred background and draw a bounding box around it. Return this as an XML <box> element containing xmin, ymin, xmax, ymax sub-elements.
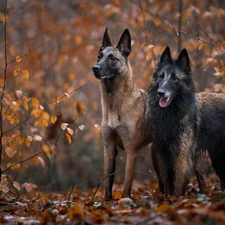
<box><xmin>0</xmin><ymin>0</ymin><xmax>224</xmax><ymax>192</ymax></box>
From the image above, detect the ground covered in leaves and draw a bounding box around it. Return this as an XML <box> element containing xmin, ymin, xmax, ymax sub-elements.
<box><xmin>1</xmin><ymin>175</ymin><xmax>225</xmax><ymax>225</ymax></box>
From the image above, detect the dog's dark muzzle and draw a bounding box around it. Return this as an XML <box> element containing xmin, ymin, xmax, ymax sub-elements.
<box><xmin>92</xmin><ymin>64</ymin><xmax>101</xmax><ymax>78</ymax></box>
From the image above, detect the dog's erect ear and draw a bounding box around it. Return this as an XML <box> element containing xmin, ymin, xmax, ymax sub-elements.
<box><xmin>101</xmin><ymin>28</ymin><xmax>112</xmax><ymax>50</ymax></box>
<box><xmin>159</xmin><ymin>46</ymin><xmax>172</xmax><ymax>64</ymax></box>
<box><xmin>176</xmin><ymin>49</ymin><xmax>190</xmax><ymax>71</ymax></box>
<box><xmin>116</xmin><ymin>29</ymin><xmax>131</xmax><ymax>57</ymax></box>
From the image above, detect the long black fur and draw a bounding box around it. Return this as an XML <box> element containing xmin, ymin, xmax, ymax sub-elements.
<box><xmin>197</xmin><ymin>92</ymin><xmax>225</xmax><ymax>190</ymax></box>
<box><xmin>147</xmin><ymin>47</ymin><xmax>205</xmax><ymax>196</ymax></box>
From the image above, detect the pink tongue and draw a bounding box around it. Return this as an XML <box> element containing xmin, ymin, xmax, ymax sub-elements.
<box><xmin>159</xmin><ymin>97</ymin><xmax>170</xmax><ymax>108</ymax></box>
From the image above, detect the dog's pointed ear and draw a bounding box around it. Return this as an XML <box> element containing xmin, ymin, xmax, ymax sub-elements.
<box><xmin>176</xmin><ymin>49</ymin><xmax>190</xmax><ymax>71</ymax></box>
<box><xmin>116</xmin><ymin>29</ymin><xmax>131</xmax><ymax>57</ymax></box>
<box><xmin>101</xmin><ymin>28</ymin><xmax>112</xmax><ymax>50</ymax></box>
<box><xmin>159</xmin><ymin>46</ymin><xmax>172</xmax><ymax>63</ymax></box>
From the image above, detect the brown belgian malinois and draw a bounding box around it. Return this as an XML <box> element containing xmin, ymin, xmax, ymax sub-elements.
<box><xmin>92</xmin><ymin>28</ymin><xmax>152</xmax><ymax>200</ymax></box>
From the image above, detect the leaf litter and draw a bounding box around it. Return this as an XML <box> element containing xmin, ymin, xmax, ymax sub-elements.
<box><xmin>0</xmin><ymin>174</ymin><xmax>225</xmax><ymax>224</ymax></box>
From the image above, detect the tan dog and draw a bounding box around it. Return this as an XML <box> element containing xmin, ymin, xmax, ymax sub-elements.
<box><xmin>92</xmin><ymin>28</ymin><xmax>152</xmax><ymax>200</ymax></box>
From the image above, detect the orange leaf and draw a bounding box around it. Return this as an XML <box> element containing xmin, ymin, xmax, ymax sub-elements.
<box><xmin>56</xmin><ymin>96</ymin><xmax>62</xmax><ymax>103</ymax></box>
<box><xmin>42</xmin><ymin>145</ymin><xmax>51</xmax><ymax>158</ymax></box>
<box><xmin>145</xmin><ymin>53</ymin><xmax>152</xmax><ymax>61</ymax></box>
<box><xmin>68</xmin><ymin>203</ymin><xmax>84</xmax><ymax>221</ymax></box>
<box><xmin>7</xmin><ymin>163</ymin><xmax>20</xmax><ymax>170</ymax></box>
<box><xmin>22</xmin><ymin>100</ymin><xmax>29</xmax><ymax>110</ymax></box>
<box><xmin>16</xmin><ymin>55</ymin><xmax>22</xmax><ymax>63</ymax></box>
<box><xmin>31</xmin><ymin>109</ymin><xmax>42</xmax><ymax>118</ymax></box>
<box><xmin>34</xmin><ymin>119</ymin><xmax>41</xmax><ymax>126</ymax></box>
<box><xmin>31</xmin><ymin>97</ymin><xmax>40</xmax><ymax>109</ymax></box>
<box><xmin>0</xmin><ymin>79</ymin><xmax>4</xmax><ymax>87</ymax></box>
<box><xmin>66</xmin><ymin>133</ymin><xmax>72</xmax><ymax>144</ymax></box>
<box><xmin>74</xmin><ymin>35</ymin><xmax>83</xmax><ymax>45</ymax></box>
<box><xmin>198</xmin><ymin>42</ymin><xmax>205</xmax><ymax>50</ymax></box>
<box><xmin>14</xmin><ymin>69</ymin><xmax>21</xmax><ymax>76</ymax></box>
<box><xmin>41</xmin><ymin>119</ymin><xmax>48</xmax><ymax>127</ymax></box>
<box><xmin>24</xmin><ymin>138</ymin><xmax>30</xmax><ymax>147</ymax></box>
<box><xmin>50</xmin><ymin>116</ymin><xmax>57</xmax><ymax>124</ymax></box>
<box><xmin>34</xmin><ymin>156</ymin><xmax>45</xmax><ymax>167</ymax></box>
<box><xmin>67</xmin><ymin>127</ymin><xmax>74</xmax><ymax>136</ymax></box>
<box><xmin>22</xmin><ymin>69</ymin><xmax>29</xmax><ymax>79</ymax></box>
<box><xmin>41</xmin><ymin>111</ymin><xmax>50</xmax><ymax>120</ymax></box>
<box><xmin>222</xmin><ymin>41</ymin><xmax>225</xmax><ymax>49</ymax></box>
<box><xmin>155</xmin><ymin>204</ymin><xmax>173</xmax><ymax>213</ymax></box>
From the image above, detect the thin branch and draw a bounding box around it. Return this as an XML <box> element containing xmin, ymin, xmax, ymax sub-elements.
<box><xmin>136</xmin><ymin>1</ymin><xmax>221</xmax><ymax>48</ymax></box>
<box><xmin>7</xmin><ymin>7</ymin><xmax>43</xmax><ymax>21</ymax></box>
<box><xmin>4</xmin><ymin>85</ymin><xmax>86</xmax><ymax>135</ymax></box>
<box><xmin>3</xmin><ymin>115</ymin><xmax>33</xmax><ymax>134</ymax></box>
<box><xmin>44</xmin><ymin>84</ymin><xmax>87</xmax><ymax>108</ymax></box>
<box><xmin>54</xmin><ymin>129</ymin><xmax>63</xmax><ymax>146</ymax></box>
<box><xmin>7</xmin><ymin>40</ymin><xmax>50</xmax><ymax>65</ymax></box>
<box><xmin>0</xmin><ymin>0</ymin><xmax>8</xmax><ymax>177</ymax></box>
<box><xmin>177</xmin><ymin>0</ymin><xmax>183</xmax><ymax>52</ymax></box>
<box><xmin>2</xmin><ymin>151</ymin><xmax>43</xmax><ymax>173</ymax></box>
<box><xmin>67</xmin><ymin>181</ymin><xmax>75</xmax><ymax>204</ymax></box>
<box><xmin>90</xmin><ymin>172</ymin><xmax>115</xmax><ymax>203</ymax></box>
<box><xmin>67</xmin><ymin>178</ymin><xmax>94</xmax><ymax>204</ymax></box>
<box><xmin>198</xmin><ymin>24</ymin><xmax>214</xmax><ymax>43</ymax></box>
<box><xmin>136</xmin><ymin>0</ymin><xmax>156</xmax><ymax>66</ymax></box>
<box><xmin>160</xmin><ymin>17</ymin><xmax>219</xmax><ymax>47</ymax></box>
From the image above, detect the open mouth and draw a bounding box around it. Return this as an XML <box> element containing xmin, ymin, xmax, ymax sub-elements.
<box><xmin>159</xmin><ymin>92</ymin><xmax>175</xmax><ymax>108</ymax></box>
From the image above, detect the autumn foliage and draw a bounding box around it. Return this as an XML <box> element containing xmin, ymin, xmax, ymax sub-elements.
<box><xmin>0</xmin><ymin>0</ymin><xmax>225</xmax><ymax>224</ymax></box>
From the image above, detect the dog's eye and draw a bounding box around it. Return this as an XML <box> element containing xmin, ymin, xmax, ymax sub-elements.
<box><xmin>159</xmin><ymin>72</ymin><xmax>164</xmax><ymax>79</ymax></box>
<box><xmin>109</xmin><ymin>54</ymin><xmax>117</xmax><ymax>61</ymax></box>
<box><xmin>171</xmin><ymin>72</ymin><xmax>178</xmax><ymax>81</ymax></box>
<box><xmin>97</xmin><ymin>52</ymin><xmax>104</xmax><ymax>62</ymax></box>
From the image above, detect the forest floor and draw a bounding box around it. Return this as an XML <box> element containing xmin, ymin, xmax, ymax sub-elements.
<box><xmin>0</xmin><ymin>174</ymin><xmax>225</xmax><ymax>225</ymax></box>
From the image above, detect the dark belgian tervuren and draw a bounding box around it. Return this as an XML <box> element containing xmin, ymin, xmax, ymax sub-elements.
<box><xmin>147</xmin><ymin>47</ymin><xmax>205</xmax><ymax>196</ymax></box>
<box><xmin>196</xmin><ymin>92</ymin><xmax>225</xmax><ymax>191</ymax></box>
<box><xmin>92</xmin><ymin>28</ymin><xmax>152</xmax><ymax>200</ymax></box>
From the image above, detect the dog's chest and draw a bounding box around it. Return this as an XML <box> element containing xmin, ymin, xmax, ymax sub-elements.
<box><xmin>107</xmin><ymin>110</ymin><xmax>121</xmax><ymax>129</ymax></box>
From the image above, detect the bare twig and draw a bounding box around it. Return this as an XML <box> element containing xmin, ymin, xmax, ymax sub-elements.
<box><xmin>135</xmin><ymin>1</ymin><xmax>221</xmax><ymax>48</ymax></box>
<box><xmin>159</xmin><ymin>17</ymin><xmax>219</xmax><ymax>47</ymax></box>
<box><xmin>177</xmin><ymin>0</ymin><xmax>183</xmax><ymax>52</ymax></box>
<box><xmin>67</xmin><ymin>181</ymin><xmax>75</xmax><ymax>204</ymax></box>
<box><xmin>4</xmin><ymin>85</ymin><xmax>86</xmax><ymax>135</ymax></box>
<box><xmin>2</xmin><ymin>151</ymin><xmax>43</xmax><ymax>173</ymax></box>
<box><xmin>7</xmin><ymin>6</ymin><xmax>43</xmax><ymax>21</ymax></box>
<box><xmin>90</xmin><ymin>172</ymin><xmax>115</xmax><ymax>203</ymax></box>
<box><xmin>44</xmin><ymin>84</ymin><xmax>87</xmax><ymax>108</ymax></box>
<box><xmin>7</xmin><ymin>40</ymin><xmax>50</xmax><ymax>65</ymax></box>
<box><xmin>67</xmin><ymin>178</ymin><xmax>93</xmax><ymax>204</ymax></box>
<box><xmin>198</xmin><ymin>24</ymin><xmax>214</xmax><ymax>43</ymax></box>
<box><xmin>137</xmin><ymin>0</ymin><xmax>157</xmax><ymax>66</ymax></box>
<box><xmin>0</xmin><ymin>0</ymin><xmax>8</xmax><ymax>177</ymax></box>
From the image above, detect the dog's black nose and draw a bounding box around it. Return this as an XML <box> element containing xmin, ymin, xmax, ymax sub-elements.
<box><xmin>157</xmin><ymin>88</ymin><xmax>165</xmax><ymax>97</ymax></box>
<box><xmin>92</xmin><ymin>65</ymin><xmax>101</xmax><ymax>73</ymax></box>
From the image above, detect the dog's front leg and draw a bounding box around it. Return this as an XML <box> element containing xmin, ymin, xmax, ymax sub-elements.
<box><xmin>104</xmin><ymin>143</ymin><xmax>117</xmax><ymax>200</ymax></box>
<box><xmin>194</xmin><ymin>159</ymin><xmax>205</xmax><ymax>193</ymax></box>
<box><xmin>122</xmin><ymin>151</ymin><xmax>137</xmax><ymax>198</ymax></box>
<box><xmin>151</xmin><ymin>148</ymin><xmax>166</xmax><ymax>194</ymax></box>
<box><xmin>174</xmin><ymin>156</ymin><xmax>192</xmax><ymax>196</ymax></box>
